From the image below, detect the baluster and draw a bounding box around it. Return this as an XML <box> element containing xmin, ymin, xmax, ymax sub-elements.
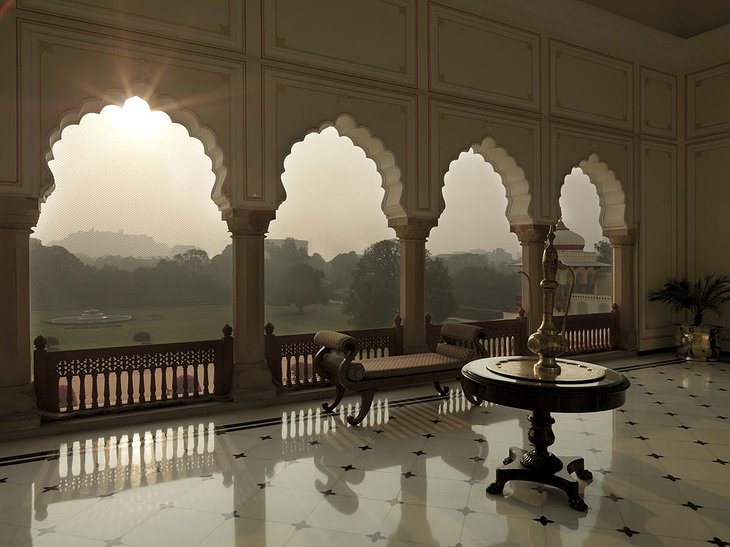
<box><xmin>90</xmin><ymin>372</ymin><xmax>99</xmax><ymax>410</ymax></box>
<box><xmin>103</xmin><ymin>371</ymin><xmax>110</xmax><ymax>409</ymax></box>
<box><xmin>149</xmin><ymin>363</ymin><xmax>157</xmax><ymax>403</ymax></box>
<box><xmin>127</xmin><ymin>369</ymin><xmax>134</xmax><ymax>405</ymax></box>
<box><xmin>294</xmin><ymin>355</ymin><xmax>301</xmax><ymax>388</ymax></box>
<box><xmin>171</xmin><ymin>366</ymin><xmax>178</xmax><ymax>399</ymax></box>
<box><xmin>138</xmin><ymin>367</ymin><xmax>146</xmax><ymax>404</ymax></box>
<box><xmin>78</xmin><ymin>373</ymin><xmax>87</xmax><ymax>411</ymax></box>
<box><xmin>182</xmin><ymin>365</ymin><xmax>189</xmax><ymax>397</ymax></box>
<box><xmin>161</xmin><ymin>364</ymin><xmax>168</xmax><ymax>401</ymax></box>
<box><xmin>192</xmin><ymin>362</ymin><xmax>200</xmax><ymax>396</ymax></box>
<box><xmin>65</xmin><ymin>374</ymin><xmax>74</xmax><ymax>412</ymax></box>
<box><xmin>286</xmin><ymin>357</ymin><xmax>293</xmax><ymax>389</ymax></box>
<box><xmin>203</xmin><ymin>360</ymin><xmax>210</xmax><ymax>396</ymax></box>
<box><xmin>115</xmin><ymin>371</ymin><xmax>123</xmax><ymax>406</ymax></box>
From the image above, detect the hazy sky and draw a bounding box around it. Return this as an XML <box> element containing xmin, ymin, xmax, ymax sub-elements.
<box><xmin>37</xmin><ymin>98</ymin><xmax>604</xmax><ymax>260</ymax></box>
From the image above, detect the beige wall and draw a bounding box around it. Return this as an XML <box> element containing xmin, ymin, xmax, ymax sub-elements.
<box><xmin>3</xmin><ymin>0</ymin><xmax>730</xmax><ymax>352</ymax></box>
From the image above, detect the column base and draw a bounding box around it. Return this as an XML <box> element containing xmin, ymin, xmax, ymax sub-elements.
<box><xmin>229</xmin><ymin>361</ymin><xmax>278</xmax><ymax>403</ymax></box>
<box><xmin>0</xmin><ymin>383</ymin><xmax>40</xmax><ymax>433</ymax></box>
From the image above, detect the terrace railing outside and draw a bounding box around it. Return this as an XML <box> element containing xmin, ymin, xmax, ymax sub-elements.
<box><xmin>34</xmin><ymin>325</ymin><xmax>234</xmax><ymax>418</ymax></box>
<box><xmin>425</xmin><ymin>311</ymin><xmax>529</xmax><ymax>357</ymax></box>
<box><xmin>561</xmin><ymin>304</ymin><xmax>620</xmax><ymax>355</ymax></box>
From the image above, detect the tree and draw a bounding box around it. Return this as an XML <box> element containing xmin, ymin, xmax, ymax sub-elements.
<box><xmin>594</xmin><ymin>240</ymin><xmax>612</xmax><ymax>264</ymax></box>
<box><xmin>265</xmin><ymin>238</ymin><xmax>310</xmax><ymax>305</ymax></box>
<box><xmin>344</xmin><ymin>240</ymin><xmax>400</xmax><ymax>328</ymax></box>
<box><xmin>326</xmin><ymin>251</ymin><xmax>359</xmax><ymax>296</ymax></box>
<box><xmin>451</xmin><ymin>266</ymin><xmax>520</xmax><ymax>311</ymax></box>
<box><xmin>344</xmin><ymin>240</ymin><xmax>457</xmax><ymax>327</ymax></box>
<box><xmin>278</xmin><ymin>263</ymin><xmax>327</xmax><ymax>313</ymax></box>
<box><xmin>132</xmin><ymin>331</ymin><xmax>152</xmax><ymax>344</ymax></box>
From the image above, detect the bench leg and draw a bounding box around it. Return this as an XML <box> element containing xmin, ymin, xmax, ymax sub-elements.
<box><xmin>434</xmin><ymin>381</ymin><xmax>450</xmax><ymax>396</ymax></box>
<box><xmin>323</xmin><ymin>384</ymin><xmax>345</xmax><ymax>413</ymax></box>
<box><xmin>347</xmin><ymin>390</ymin><xmax>377</xmax><ymax>426</ymax></box>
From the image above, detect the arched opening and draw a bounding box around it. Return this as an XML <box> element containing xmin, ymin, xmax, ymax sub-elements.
<box><xmin>557</xmin><ymin>167</ymin><xmax>613</xmax><ymax>314</ymax></box>
<box><xmin>268</xmin><ymin>123</ymin><xmax>395</xmax><ymax>332</ymax></box>
<box><xmin>428</xmin><ymin>149</ymin><xmax>521</xmax><ymax>323</ymax></box>
<box><xmin>32</xmin><ymin>96</ymin><xmax>231</xmax><ymax>350</ymax></box>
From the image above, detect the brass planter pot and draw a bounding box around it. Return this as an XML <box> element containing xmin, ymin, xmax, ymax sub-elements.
<box><xmin>676</xmin><ymin>324</ymin><xmax>722</xmax><ymax>361</ymax></box>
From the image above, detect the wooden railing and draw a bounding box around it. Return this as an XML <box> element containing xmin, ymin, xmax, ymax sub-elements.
<box><xmin>561</xmin><ymin>304</ymin><xmax>620</xmax><ymax>355</ymax></box>
<box><xmin>425</xmin><ymin>310</ymin><xmax>529</xmax><ymax>357</ymax></box>
<box><xmin>33</xmin><ymin>325</ymin><xmax>234</xmax><ymax>418</ymax></box>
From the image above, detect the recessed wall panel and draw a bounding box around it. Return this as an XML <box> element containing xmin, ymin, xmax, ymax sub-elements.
<box><xmin>640</xmin><ymin>67</ymin><xmax>676</xmax><ymax>138</ymax></box>
<box><xmin>429</xmin><ymin>5</ymin><xmax>539</xmax><ymax>111</ymax></box>
<box><xmin>550</xmin><ymin>41</ymin><xmax>633</xmax><ymax>130</ymax></box>
<box><xmin>18</xmin><ymin>0</ymin><xmax>243</xmax><ymax>50</ymax></box>
<box><xmin>687</xmin><ymin>64</ymin><xmax>730</xmax><ymax>138</ymax></box>
<box><xmin>264</xmin><ymin>0</ymin><xmax>415</xmax><ymax>86</ymax></box>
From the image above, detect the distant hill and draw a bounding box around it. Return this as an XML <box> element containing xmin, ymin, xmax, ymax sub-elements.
<box><xmin>48</xmin><ymin>229</ymin><xmax>195</xmax><ymax>259</ymax></box>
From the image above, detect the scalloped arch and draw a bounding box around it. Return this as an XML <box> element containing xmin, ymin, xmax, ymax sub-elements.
<box><xmin>441</xmin><ymin>136</ymin><xmax>533</xmax><ymax>226</ymax></box>
<box><xmin>574</xmin><ymin>153</ymin><xmax>628</xmax><ymax>233</ymax></box>
<box><xmin>278</xmin><ymin>113</ymin><xmax>406</xmax><ymax>221</ymax></box>
<box><xmin>42</xmin><ymin>87</ymin><xmax>231</xmax><ymax>210</ymax></box>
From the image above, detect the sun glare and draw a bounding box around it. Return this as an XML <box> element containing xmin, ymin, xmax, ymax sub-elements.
<box><xmin>105</xmin><ymin>96</ymin><xmax>169</xmax><ymax>138</ymax></box>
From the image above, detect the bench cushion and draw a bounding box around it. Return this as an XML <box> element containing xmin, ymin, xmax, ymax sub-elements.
<box><xmin>358</xmin><ymin>352</ymin><xmax>461</xmax><ymax>379</ymax></box>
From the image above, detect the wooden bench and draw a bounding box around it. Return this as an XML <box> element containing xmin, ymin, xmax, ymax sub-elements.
<box><xmin>313</xmin><ymin>323</ymin><xmax>488</xmax><ymax>425</ymax></box>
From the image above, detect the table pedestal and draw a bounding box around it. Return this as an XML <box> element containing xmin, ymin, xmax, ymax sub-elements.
<box><xmin>486</xmin><ymin>409</ymin><xmax>593</xmax><ymax>511</ymax></box>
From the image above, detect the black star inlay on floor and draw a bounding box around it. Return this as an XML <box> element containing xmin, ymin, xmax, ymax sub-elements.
<box><xmin>616</xmin><ymin>526</ymin><xmax>640</xmax><ymax>537</ymax></box>
<box><xmin>469</xmin><ymin>456</ymin><xmax>485</xmax><ymax>462</ymax></box>
<box><xmin>0</xmin><ymin>477</ymin><xmax>7</xmax><ymax>483</ymax></box>
<box><xmin>676</xmin><ymin>385</ymin><xmax>685</xmax><ymax>389</ymax></box>
<box><xmin>412</xmin><ymin>450</ymin><xmax>427</xmax><ymax>456</ymax></box>
<box><xmin>695</xmin><ymin>440</ymin><xmax>709</xmax><ymax>446</ymax></box>
<box><xmin>679</xmin><ymin>425</ymin><xmax>692</xmax><ymax>429</ymax></box>
<box><xmin>655</xmin><ymin>401</ymin><xmax>666</xmax><ymax>405</ymax></box>
<box><xmin>373</xmin><ymin>429</ymin><xmax>385</xmax><ymax>434</ymax></box>
<box><xmin>663</xmin><ymin>474</ymin><xmax>681</xmax><ymax>482</ymax></box>
<box><xmin>222</xmin><ymin>510</ymin><xmax>240</xmax><ymax>520</ymax></box>
<box><xmin>341</xmin><ymin>464</ymin><xmax>356</xmax><ymax>471</ymax></box>
<box><xmin>701</xmin><ymin>404</ymin><xmax>713</xmax><ymax>408</ymax></box>
<box><xmin>430</xmin><ymin>419</ymin><xmax>441</xmax><ymax>424</ymax></box>
<box><xmin>42</xmin><ymin>485</ymin><xmax>59</xmax><ymax>493</ymax></box>
<box><xmin>474</xmin><ymin>438</ymin><xmax>487</xmax><ymax>444</ymax></box>
<box><xmin>98</xmin><ymin>492</ymin><xmax>114</xmax><ymax>498</ymax></box>
<box><xmin>233</xmin><ymin>452</ymin><xmax>247</xmax><ymax>458</ymax></box>
<box><xmin>422</xmin><ymin>433</ymin><xmax>435</xmax><ymax>438</ymax></box>
<box><xmin>458</xmin><ymin>506</ymin><xmax>476</xmax><ymax>515</ymax></box>
<box><xmin>636</xmin><ymin>435</ymin><xmax>649</xmax><ymax>441</ymax></box>
<box><xmin>605</xmin><ymin>493</ymin><xmax>623</xmax><ymax>502</ymax></box>
<box><xmin>359</xmin><ymin>445</ymin><xmax>373</xmax><ymax>451</ymax></box>
<box><xmin>366</xmin><ymin>531</ymin><xmax>387</xmax><ymax>542</ymax></box>
<box><xmin>689</xmin><ymin>394</ymin><xmax>698</xmax><ymax>398</ymax></box>
<box><xmin>402</xmin><ymin>471</ymin><xmax>416</xmax><ymax>478</ymax></box>
<box><xmin>309</xmin><ymin>440</ymin><xmax>320</xmax><ymax>446</ymax></box>
<box><xmin>625</xmin><ymin>420</ymin><xmax>638</xmax><ymax>425</ymax></box>
<box><xmin>534</xmin><ymin>515</ymin><xmax>554</xmax><ymax>526</ymax></box>
<box><xmin>260</xmin><ymin>435</ymin><xmax>272</xmax><ymax>440</ymax></box>
<box><xmin>644</xmin><ymin>391</ymin><xmax>654</xmax><ymax>395</ymax></box>
<box><xmin>708</xmin><ymin>537</ymin><xmax>730</xmax><ymax>547</ymax></box>
<box><xmin>718</xmin><ymin>416</ymin><xmax>728</xmax><ymax>420</ymax></box>
<box><xmin>617</xmin><ymin>409</ymin><xmax>627</xmax><ymax>413</ymax></box>
<box><xmin>682</xmin><ymin>501</ymin><xmax>703</xmax><ymax>511</ymax></box>
<box><xmin>647</xmin><ymin>453</ymin><xmax>664</xmax><ymax>459</ymax></box>
<box><xmin>666</xmin><ymin>411</ymin><xmax>678</xmax><ymax>416</ymax></box>
<box><xmin>464</xmin><ymin>478</ymin><xmax>481</xmax><ymax>486</ymax></box>
<box><xmin>387</xmin><ymin>497</ymin><xmax>402</xmax><ymax>506</ymax></box>
<box><xmin>713</xmin><ymin>458</ymin><xmax>729</xmax><ymax>465</ymax></box>
<box><xmin>292</xmin><ymin>521</ymin><xmax>310</xmax><ymax>531</ymax></box>
<box><xmin>256</xmin><ymin>482</ymin><xmax>270</xmax><ymax>489</ymax></box>
<box><xmin>320</xmin><ymin>489</ymin><xmax>336</xmax><ymax>496</ymax></box>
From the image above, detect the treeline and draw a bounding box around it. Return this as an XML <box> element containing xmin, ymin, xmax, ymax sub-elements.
<box><xmin>31</xmin><ymin>237</ymin><xmax>520</xmax><ymax>327</ymax></box>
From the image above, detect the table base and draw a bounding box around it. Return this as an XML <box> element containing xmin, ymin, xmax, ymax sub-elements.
<box><xmin>486</xmin><ymin>446</ymin><xmax>593</xmax><ymax>511</ymax></box>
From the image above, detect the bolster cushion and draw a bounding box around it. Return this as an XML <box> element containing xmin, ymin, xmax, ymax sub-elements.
<box><xmin>439</xmin><ymin>323</ymin><xmax>484</xmax><ymax>345</ymax></box>
<box><xmin>435</xmin><ymin>342</ymin><xmax>478</xmax><ymax>362</ymax></box>
<box><xmin>314</xmin><ymin>330</ymin><xmax>357</xmax><ymax>354</ymax></box>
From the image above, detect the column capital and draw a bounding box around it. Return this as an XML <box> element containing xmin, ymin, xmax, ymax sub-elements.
<box><xmin>390</xmin><ymin>218</ymin><xmax>437</xmax><ymax>240</ymax></box>
<box><xmin>605</xmin><ymin>228</ymin><xmax>636</xmax><ymax>246</ymax></box>
<box><xmin>0</xmin><ymin>196</ymin><xmax>40</xmax><ymax>230</ymax></box>
<box><xmin>511</xmin><ymin>223</ymin><xmax>550</xmax><ymax>245</ymax></box>
<box><xmin>223</xmin><ymin>208</ymin><xmax>276</xmax><ymax>236</ymax></box>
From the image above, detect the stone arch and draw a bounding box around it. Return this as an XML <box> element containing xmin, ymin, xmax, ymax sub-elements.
<box><xmin>42</xmin><ymin>86</ymin><xmax>231</xmax><ymax>211</ymax></box>
<box><xmin>277</xmin><ymin>113</ymin><xmax>406</xmax><ymax>221</ymax></box>
<box><xmin>440</xmin><ymin>136</ymin><xmax>533</xmax><ymax>227</ymax></box>
<box><xmin>571</xmin><ymin>153</ymin><xmax>628</xmax><ymax>233</ymax></box>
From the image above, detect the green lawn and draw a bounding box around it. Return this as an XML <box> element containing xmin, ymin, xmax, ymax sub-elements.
<box><xmin>32</xmin><ymin>302</ymin><xmax>352</xmax><ymax>350</ymax></box>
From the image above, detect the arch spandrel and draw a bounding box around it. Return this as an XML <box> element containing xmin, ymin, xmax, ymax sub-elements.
<box><xmin>438</xmin><ymin>136</ymin><xmax>534</xmax><ymax>228</ymax></box>
<box><xmin>277</xmin><ymin>113</ymin><xmax>407</xmax><ymax>222</ymax></box>
<box><xmin>42</xmin><ymin>88</ymin><xmax>231</xmax><ymax>211</ymax></box>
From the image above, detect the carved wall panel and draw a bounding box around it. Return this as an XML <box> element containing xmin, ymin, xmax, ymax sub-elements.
<box><xmin>550</xmin><ymin>41</ymin><xmax>633</xmax><ymax>130</ymax></box>
<box><xmin>429</xmin><ymin>101</ymin><xmax>538</xmax><ymax>224</ymax></box>
<box><xmin>19</xmin><ymin>22</ymin><xmax>243</xmax><ymax>206</ymax></box>
<box><xmin>18</xmin><ymin>0</ymin><xmax>244</xmax><ymax>50</ymax></box>
<box><xmin>264</xmin><ymin>0</ymin><xmax>415</xmax><ymax>86</ymax></box>
<box><xmin>639</xmin><ymin>141</ymin><xmax>676</xmax><ymax>348</ymax></box>
<box><xmin>687</xmin><ymin>63</ymin><xmax>730</xmax><ymax>139</ymax></box>
<box><xmin>429</xmin><ymin>5</ymin><xmax>539</xmax><ymax>111</ymax></box>
<box><xmin>263</xmin><ymin>69</ymin><xmax>414</xmax><ymax>218</ymax></box>
<box><xmin>640</xmin><ymin>68</ymin><xmax>676</xmax><ymax>138</ymax></box>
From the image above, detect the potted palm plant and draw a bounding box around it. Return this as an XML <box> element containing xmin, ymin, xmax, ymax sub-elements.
<box><xmin>648</xmin><ymin>274</ymin><xmax>730</xmax><ymax>360</ymax></box>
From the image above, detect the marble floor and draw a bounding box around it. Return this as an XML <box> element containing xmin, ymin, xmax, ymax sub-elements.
<box><xmin>0</xmin><ymin>353</ymin><xmax>729</xmax><ymax>546</ymax></box>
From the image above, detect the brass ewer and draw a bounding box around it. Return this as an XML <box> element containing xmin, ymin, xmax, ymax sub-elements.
<box><xmin>526</xmin><ymin>225</ymin><xmax>570</xmax><ymax>377</ymax></box>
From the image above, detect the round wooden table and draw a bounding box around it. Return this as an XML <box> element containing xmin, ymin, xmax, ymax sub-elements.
<box><xmin>461</xmin><ymin>357</ymin><xmax>630</xmax><ymax>511</ymax></box>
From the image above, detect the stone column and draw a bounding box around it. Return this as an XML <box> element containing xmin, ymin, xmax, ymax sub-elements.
<box><xmin>224</xmin><ymin>208</ymin><xmax>278</xmax><ymax>402</ymax></box>
<box><xmin>392</xmin><ymin>219</ymin><xmax>436</xmax><ymax>354</ymax></box>
<box><xmin>512</xmin><ymin>224</ymin><xmax>550</xmax><ymax>334</ymax></box>
<box><xmin>606</xmin><ymin>229</ymin><xmax>637</xmax><ymax>351</ymax></box>
<box><xmin>0</xmin><ymin>196</ymin><xmax>40</xmax><ymax>433</ymax></box>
